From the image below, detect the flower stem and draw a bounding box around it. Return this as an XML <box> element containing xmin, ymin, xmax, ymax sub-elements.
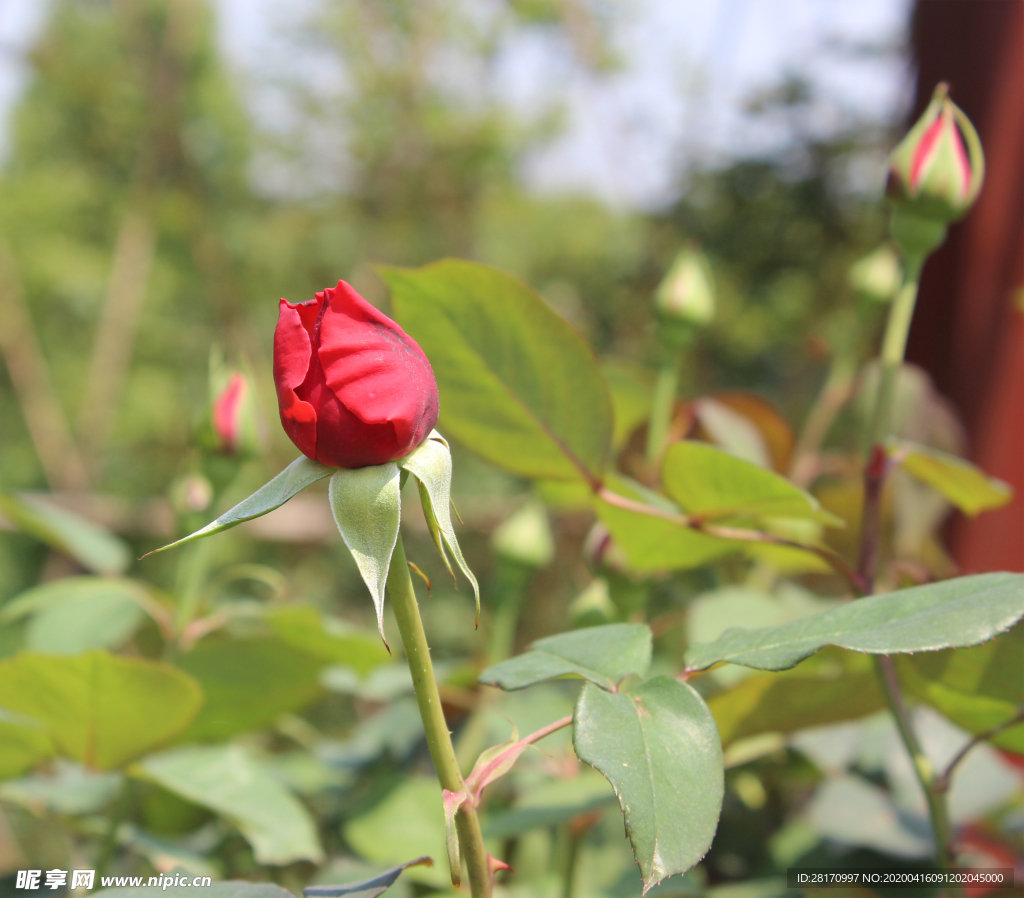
<box><xmin>645</xmin><ymin>350</ymin><xmax>682</xmax><ymax>468</ymax></box>
<box><xmin>387</xmin><ymin>533</ymin><xmax>492</xmax><ymax>897</ymax></box>
<box><xmin>856</xmin><ymin>252</ymin><xmax>961</xmax><ymax>890</ymax></box>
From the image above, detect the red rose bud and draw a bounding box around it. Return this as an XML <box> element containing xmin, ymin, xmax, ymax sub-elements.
<box><xmin>888</xmin><ymin>82</ymin><xmax>984</xmax><ymax>226</ymax></box>
<box><xmin>211</xmin><ymin>372</ymin><xmax>249</xmax><ymax>453</ymax></box>
<box><xmin>274</xmin><ymin>280</ymin><xmax>439</xmax><ymax>468</ymax></box>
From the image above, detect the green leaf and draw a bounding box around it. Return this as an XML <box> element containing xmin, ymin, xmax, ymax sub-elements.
<box><xmin>661</xmin><ymin>441</ymin><xmax>827</xmax><ymax>522</ymax></box>
<box><xmin>98</xmin><ymin>881</ymin><xmax>294</xmax><ymax>898</ymax></box>
<box><xmin>0</xmin><ymin>651</ymin><xmax>202</xmax><ymax>769</ymax></box>
<box><xmin>144</xmin><ymin>456</ymin><xmax>334</xmax><ymax>556</ymax></box>
<box><xmin>344</xmin><ymin>777</ymin><xmax>449</xmax><ymax>889</ymax></box>
<box><xmin>266</xmin><ymin>606</ymin><xmax>390</xmax><ymax>675</ymax></box>
<box><xmin>480</xmin><ymin>623</ymin><xmax>652</xmax><ymax>691</ymax></box>
<box><xmin>685</xmin><ymin>572</ymin><xmax>1024</xmax><ymax>672</ymax></box>
<box><xmin>0</xmin><ymin>492</ymin><xmax>130</xmax><ymax>574</ymax></box>
<box><xmin>0</xmin><ymin>714</ymin><xmax>54</xmax><ymax>780</ymax></box>
<box><xmin>595</xmin><ymin>491</ymin><xmax>735</xmax><ymax>573</ymax></box>
<box><xmin>891</xmin><ymin>439</ymin><xmax>1013</xmax><ymax>515</ymax></box>
<box><xmin>328</xmin><ymin>463</ymin><xmax>401</xmax><ymax>644</ymax></box>
<box><xmin>1</xmin><ymin>576</ymin><xmax>148</xmax><ymax>655</ymax></box>
<box><xmin>708</xmin><ymin>648</ymin><xmax>885</xmax><ymax>745</ymax></box>
<box><xmin>304</xmin><ymin>857</ymin><xmax>434</xmax><ymax>898</ymax></box>
<box><xmin>573</xmin><ymin>678</ymin><xmax>724</xmax><ymax>893</ymax></box>
<box><xmin>137</xmin><ymin>744</ymin><xmax>324</xmax><ymax>865</ymax></box>
<box><xmin>381</xmin><ymin>259</ymin><xmax>613</xmax><ymax>484</ymax></box>
<box><xmin>898</xmin><ymin>626</ymin><xmax>1024</xmax><ymax>752</ymax></box>
<box><xmin>399</xmin><ymin>433</ymin><xmax>480</xmax><ymax>619</ymax></box>
<box><xmin>174</xmin><ymin>638</ymin><xmax>324</xmax><ymax>741</ymax></box>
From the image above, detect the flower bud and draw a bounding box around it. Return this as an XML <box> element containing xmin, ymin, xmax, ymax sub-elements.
<box><xmin>274</xmin><ymin>280</ymin><xmax>439</xmax><ymax>468</ymax></box>
<box><xmin>887</xmin><ymin>83</ymin><xmax>984</xmax><ymax>228</ymax></box>
<box><xmin>210</xmin><ymin>371</ymin><xmax>259</xmax><ymax>456</ymax></box>
<box><xmin>654</xmin><ymin>246</ymin><xmax>716</xmax><ymax>344</ymax></box>
<box><xmin>848</xmin><ymin>245</ymin><xmax>902</xmax><ymax>305</ymax></box>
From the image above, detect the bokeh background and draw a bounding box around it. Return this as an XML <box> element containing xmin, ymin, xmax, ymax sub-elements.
<box><xmin>0</xmin><ymin>0</ymin><xmax>1021</xmax><ymax>893</ymax></box>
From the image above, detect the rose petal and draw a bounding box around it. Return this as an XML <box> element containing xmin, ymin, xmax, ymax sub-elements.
<box><xmin>316</xmin><ymin>281</ymin><xmax>438</xmax><ymax>446</ymax></box>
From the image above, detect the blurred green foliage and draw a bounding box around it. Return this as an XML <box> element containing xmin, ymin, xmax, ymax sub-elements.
<box><xmin>2</xmin><ymin>1</ymin><xmax>1019</xmax><ymax>896</ymax></box>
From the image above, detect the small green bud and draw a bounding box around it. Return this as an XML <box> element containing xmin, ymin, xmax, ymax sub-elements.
<box><xmin>491</xmin><ymin>499</ymin><xmax>554</xmax><ymax>568</ymax></box>
<box><xmin>654</xmin><ymin>245</ymin><xmax>716</xmax><ymax>347</ymax></box>
<box><xmin>848</xmin><ymin>246</ymin><xmax>902</xmax><ymax>305</ymax></box>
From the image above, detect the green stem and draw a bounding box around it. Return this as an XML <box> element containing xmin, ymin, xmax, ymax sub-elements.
<box><xmin>95</xmin><ymin>778</ymin><xmax>132</xmax><ymax>879</ymax></box>
<box><xmin>387</xmin><ymin>534</ymin><xmax>492</xmax><ymax>897</ymax></box>
<box><xmin>857</xmin><ymin>252</ymin><xmax>961</xmax><ymax>891</ymax></box>
<box><xmin>874</xmin><ymin>657</ymin><xmax>958</xmax><ymax>882</ymax></box>
<box><xmin>863</xmin><ymin>255</ymin><xmax>923</xmax><ymax>452</ymax></box>
<box><xmin>645</xmin><ymin>351</ymin><xmax>682</xmax><ymax>467</ymax></box>
<box><xmin>562</xmin><ymin>826</ymin><xmax>583</xmax><ymax>898</ymax></box>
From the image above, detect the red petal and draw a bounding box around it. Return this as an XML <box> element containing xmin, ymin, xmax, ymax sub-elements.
<box><xmin>212</xmin><ymin>372</ymin><xmax>246</xmax><ymax>451</ymax></box>
<box><xmin>316</xmin><ymin>281</ymin><xmax>439</xmax><ymax>450</ymax></box>
<box><xmin>274</xmin><ymin>299</ymin><xmax>318</xmax><ymax>458</ymax></box>
<box><xmin>910</xmin><ymin>113</ymin><xmax>944</xmax><ymax>190</ymax></box>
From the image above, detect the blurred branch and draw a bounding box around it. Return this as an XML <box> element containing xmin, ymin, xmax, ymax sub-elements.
<box><xmin>79</xmin><ymin>0</ymin><xmax>202</xmax><ymax>474</ymax></box>
<box><xmin>78</xmin><ymin>206</ymin><xmax>157</xmax><ymax>469</ymax></box>
<box><xmin>0</xmin><ymin>239</ymin><xmax>89</xmax><ymax>490</ymax></box>
<box><xmin>597</xmin><ymin>485</ymin><xmax>868</xmax><ymax>595</ymax></box>
<box><xmin>933</xmin><ymin>707</ymin><xmax>1024</xmax><ymax>794</ymax></box>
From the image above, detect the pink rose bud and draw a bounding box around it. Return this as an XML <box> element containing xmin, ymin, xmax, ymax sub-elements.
<box><xmin>887</xmin><ymin>82</ymin><xmax>984</xmax><ymax>226</ymax></box>
<box><xmin>203</xmin><ymin>359</ymin><xmax>263</xmax><ymax>457</ymax></box>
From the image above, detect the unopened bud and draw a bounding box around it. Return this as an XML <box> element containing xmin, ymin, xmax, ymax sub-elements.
<box><xmin>887</xmin><ymin>83</ymin><xmax>984</xmax><ymax>256</ymax></box>
<box><xmin>200</xmin><ymin>351</ymin><xmax>263</xmax><ymax>457</ymax></box>
<box><xmin>492</xmin><ymin>499</ymin><xmax>554</xmax><ymax>568</ymax></box>
<box><xmin>654</xmin><ymin>246</ymin><xmax>715</xmax><ymax>347</ymax></box>
<box><xmin>848</xmin><ymin>245</ymin><xmax>902</xmax><ymax>305</ymax></box>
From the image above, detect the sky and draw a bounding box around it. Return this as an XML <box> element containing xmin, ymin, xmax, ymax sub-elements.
<box><xmin>0</xmin><ymin>0</ymin><xmax>914</xmax><ymax>210</ymax></box>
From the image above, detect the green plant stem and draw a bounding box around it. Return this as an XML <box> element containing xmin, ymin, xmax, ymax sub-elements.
<box><xmin>95</xmin><ymin>778</ymin><xmax>132</xmax><ymax>879</ymax></box>
<box><xmin>645</xmin><ymin>350</ymin><xmax>682</xmax><ymax>467</ymax></box>
<box><xmin>562</xmin><ymin>826</ymin><xmax>583</xmax><ymax>898</ymax></box>
<box><xmin>874</xmin><ymin>656</ymin><xmax>956</xmax><ymax>874</ymax></box>
<box><xmin>863</xmin><ymin>255</ymin><xmax>923</xmax><ymax>453</ymax></box>
<box><xmin>387</xmin><ymin>533</ymin><xmax>492</xmax><ymax>897</ymax></box>
<box><xmin>857</xmin><ymin>253</ymin><xmax>962</xmax><ymax>892</ymax></box>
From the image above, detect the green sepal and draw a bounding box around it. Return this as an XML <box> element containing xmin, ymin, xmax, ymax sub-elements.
<box><xmin>142</xmin><ymin>456</ymin><xmax>334</xmax><ymax>557</ymax></box>
<box><xmin>399</xmin><ymin>432</ymin><xmax>481</xmax><ymax>624</ymax></box>
<box><xmin>328</xmin><ymin>463</ymin><xmax>402</xmax><ymax>646</ymax></box>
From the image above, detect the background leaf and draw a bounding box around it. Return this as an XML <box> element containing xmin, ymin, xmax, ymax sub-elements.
<box><xmin>0</xmin><ymin>492</ymin><xmax>130</xmax><ymax>574</ymax></box>
<box><xmin>1</xmin><ymin>576</ymin><xmax>148</xmax><ymax>654</ymax></box>
<box><xmin>480</xmin><ymin>622</ymin><xmax>652</xmax><ymax>691</ymax></box>
<box><xmin>892</xmin><ymin>440</ymin><xmax>1013</xmax><ymax>515</ymax></box>
<box><xmin>0</xmin><ymin>651</ymin><xmax>202</xmax><ymax>769</ymax></box>
<box><xmin>708</xmin><ymin>648</ymin><xmax>885</xmax><ymax>745</ymax></box>
<box><xmin>898</xmin><ymin>625</ymin><xmax>1024</xmax><ymax>752</ymax></box>
<box><xmin>175</xmin><ymin>638</ymin><xmax>324</xmax><ymax>741</ymax></box>
<box><xmin>573</xmin><ymin>677</ymin><xmax>724</xmax><ymax>892</ymax></box>
<box><xmin>0</xmin><ymin>714</ymin><xmax>54</xmax><ymax>780</ymax></box>
<box><xmin>595</xmin><ymin>492</ymin><xmax>734</xmax><ymax>573</ymax></box>
<box><xmin>661</xmin><ymin>441</ymin><xmax>826</xmax><ymax>522</ymax></box>
<box><xmin>266</xmin><ymin>606</ymin><xmax>390</xmax><ymax>675</ymax></box>
<box><xmin>344</xmin><ymin>777</ymin><xmax>449</xmax><ymax>889</ymax></box>
<box><xmin>382</xmin><ymin>259</ymin><xmax>613</xmax><ymax>484</ymax></box>
<box><xmin>138</xmin><ymin>744</ymin><xmax>324</xmax><ymax>865</ymax></box>
<box><xmin>685</xmin><ymin>573</ymin><xmax>1024</xmax><ymax>672</ymax></box>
